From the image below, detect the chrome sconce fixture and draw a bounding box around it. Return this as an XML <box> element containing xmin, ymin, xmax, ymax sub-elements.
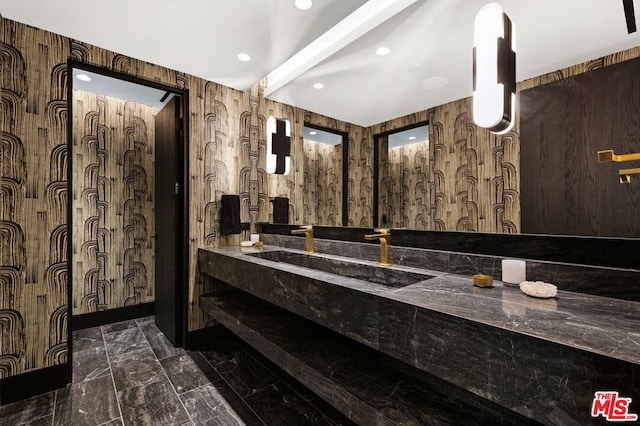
<box><xmin>267</xmin><ymin>116</ymin><xmax>291</xmax><ymax>175</ymax></box>
<box><xmin>473</xmin><ymin>2</ymin><xmax>516</xmax><ymax>134</ymax></box>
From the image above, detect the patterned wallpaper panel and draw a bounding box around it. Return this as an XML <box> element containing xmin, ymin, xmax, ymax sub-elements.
<box><xmin>302</xmin><ymin>139</ymin><xmax>342</xmax><ymax>226</ymax></box>
<box><xmin>379</xmin><ymin>140</ymin><xmax>431</xmax><ymax>229</ymax></box>
<box><xmin>429</xmin><ymin>99</ymin><xmax>520</xmax><ymax>233</ymax></box>
<box><xmin>372</xmin><ymin>106</ymin><xmax>519</xmax><ymax>233</ymax></box>
<box><xmin>1</xmin><ymin>21</ymin><xmax>70</xmax><ymax>378</ymax></box>
<box><xmin>71</xmin><ymin>90</ymin><xmax>157</xmax><ymax>315</ymax></box>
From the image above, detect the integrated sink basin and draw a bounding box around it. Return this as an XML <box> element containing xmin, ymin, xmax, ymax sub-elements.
<box><xmin>247</xmin><ymin>250</ymin><xmax>434</xmax><ymax>288</ymax></box>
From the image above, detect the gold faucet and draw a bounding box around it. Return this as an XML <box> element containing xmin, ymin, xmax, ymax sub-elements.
<box><xmin>364</xmin><ymin>228</ymin><xmax>391</xmax><ymax>266</ymax></box>
<box><xmin>291</xmin><ymin>225</ymin><xmax>314</xmax><ymax>253</ymax></box>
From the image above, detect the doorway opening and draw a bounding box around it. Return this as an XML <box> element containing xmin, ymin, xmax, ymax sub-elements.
<box><xmin>66</xmin><ymin>61</ymin><xmax>189</xmax><ymax>382</ymax></box>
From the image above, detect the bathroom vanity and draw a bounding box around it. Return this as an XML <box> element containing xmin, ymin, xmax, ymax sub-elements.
<box><xmin>198</xmin><ymin>233</ymin><xmax>640</xmax><ymax>425</ymax></box>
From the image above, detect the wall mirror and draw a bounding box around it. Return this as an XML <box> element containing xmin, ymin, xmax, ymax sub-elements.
<box><xmin>299</xmin><ymin>125</ymin><xmax>348</xmax><ymax>226</ymax></box>
<box><xmin>373</xmin><ymin>123</ymin><xmax>430</xmax><ymax>229</ymax></box>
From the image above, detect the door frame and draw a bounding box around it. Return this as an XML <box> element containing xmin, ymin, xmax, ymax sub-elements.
<box><xmin>65</xmin><ymin>60</ymin><xmax>190</xmax><ymax>382</ymax></box>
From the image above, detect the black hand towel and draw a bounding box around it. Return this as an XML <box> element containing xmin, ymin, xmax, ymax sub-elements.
<box><xmin>273</xmin><ymin>197</ymin><xmax>289</xmax><ymax>224</ymax></box>
<box><xmin>220</xmin><ymin>194</ymin><xmax>241</xmax><ymax>235</ymax></box>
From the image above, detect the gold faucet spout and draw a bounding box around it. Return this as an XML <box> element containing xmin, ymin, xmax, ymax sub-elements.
<box><xmin>364</xmin><ymin>229</ymin><xmax>391</xmax><ymax>266</ymax></box>
<box><xmin>291</xmin><ymin>225</ymin><xmax>314</xmax><ymax>253</ymax></box>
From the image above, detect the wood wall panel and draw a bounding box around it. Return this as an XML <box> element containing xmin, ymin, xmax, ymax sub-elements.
<box><xmin>520</xmin><ymin>58</ymin><xmax>640</xmax><ymax>237</ymax></box>
<box><xmin>71</xmin><ymin>90</ymin><xmax>157</xmax><ymax>315</ymax></box>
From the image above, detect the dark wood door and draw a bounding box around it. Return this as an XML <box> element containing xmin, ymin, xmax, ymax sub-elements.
<box><xmin>154</xmin><ymin>96</ymin><xmax>184</xmax><ymax>345</ymax></box>
<box><xmin>520</xmin><ymin>57</ymin><xmax>640</xmax><ymax>237</ymax></box>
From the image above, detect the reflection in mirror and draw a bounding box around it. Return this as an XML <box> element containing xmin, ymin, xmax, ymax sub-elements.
<box><xmin>375</xmin><ymin>124</ymin><xmax>430</xmax><ymax>229</ymax></box>
<box><xmin>301</xmin><ymin>125</ymin><xmax>348</xmax><ymax>226</ymax></box>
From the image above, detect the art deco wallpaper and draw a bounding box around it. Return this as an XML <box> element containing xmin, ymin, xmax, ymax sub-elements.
<box><xmin>71</xmin><ymin>90</ymin><xmax>158</xmax><ymax>315</ymax></box>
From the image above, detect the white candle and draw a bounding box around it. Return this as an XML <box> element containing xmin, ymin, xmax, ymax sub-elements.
<box><xmin>250</xmin><ymin>233</ymin><xmax>260</xmax><ymax>243</ymax></box>
<box><xmin>502</xmin><ymin>259</ymin><xmax>526</xmax><ymax>285</ymax></box>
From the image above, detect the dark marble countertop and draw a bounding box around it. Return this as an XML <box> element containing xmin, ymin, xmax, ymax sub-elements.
<box><xmin>200</xmin><ymin>245</ymin><xmax>640</xmax><ymax>366</ymax></box>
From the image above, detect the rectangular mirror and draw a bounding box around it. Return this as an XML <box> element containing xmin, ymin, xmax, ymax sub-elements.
<box><xmin>302</xmin><ymin>125</ymin><xmax>348</xmax><ymax>226</ymax></box>
<box><xmin>268</xmin><ymin>124</ymin><xmax>348</xmax><ymax>226</ymax></box>
<box><xmin>374</xmin><ymin>123</ymin><xmax>430</xmax><ymax>229</ymax></box>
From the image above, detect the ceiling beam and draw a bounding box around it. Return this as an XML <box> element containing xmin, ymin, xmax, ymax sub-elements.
<box><xmin>264</xmin><ymin>0</ymin><xmax>418</xmax><ymax>97</ymax></box>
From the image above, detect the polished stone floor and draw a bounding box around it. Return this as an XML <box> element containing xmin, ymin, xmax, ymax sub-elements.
<box><xmin>0</xmin><ymin>316</ymin><xmax>352</xmax><ymax>426</ymax></box>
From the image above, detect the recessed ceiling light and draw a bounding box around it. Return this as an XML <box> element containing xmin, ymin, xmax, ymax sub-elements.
<box><xmin>76</xmin><ymin>73</ymin><xmax>91</xmax><ymax>81</ymax></box>
<box><xmin>309</xmin><ymin>131</ymin><xmax>317</xmax><ymax>135</ymax></box>
<box><xmin>422</xmin><ymin>76</ymin><xmax>449</xmax><ymax>90</ymax></box>
<box><xmin>237</xmin><ymin>53</ymin><xmax>251</xmax><ymax>62</ymax></box>
<box><xmin>295</xmin><ymin>0</ymin><xmax>312</xmax><ymax>10</ymax></box>
<box><xmin>409</xmin><ymin>136</ymin><xmax>416</xmax><ymax>140</ymax></box>
<box><xmin>313</xmin><ymin>83</ymin><xmax>324</xmax><ymax>89</ymax></box>
<box><xmin>376</xmin><ymin>47</ymin><xmax>390</xmax><ymax>56</ymax></box>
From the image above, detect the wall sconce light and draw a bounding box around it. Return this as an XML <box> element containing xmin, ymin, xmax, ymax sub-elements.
<box><xmin>473</xmin><ymin>2</ymin><xmax>516</xmax><ymax>134</ymax></box>
<box><xmin>267</xmin><ymin>116</ymin><xmax>291</xmax><ymax>175</ymax></box>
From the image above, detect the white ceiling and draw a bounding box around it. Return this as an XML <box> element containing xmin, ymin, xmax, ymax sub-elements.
<box><xmin>2</xmin><ymin>0</ymin><xmax>640</xmax><ymax>126</ymax></box>
<box><xmin>388</xmin><ymin>125</ymin><xmax>429</xmax><ymax>148</ymax></box>
<box><xmin>72</xmin><ymin>69</ymin><xmax>173</xmax><ymax>108</ymax></box>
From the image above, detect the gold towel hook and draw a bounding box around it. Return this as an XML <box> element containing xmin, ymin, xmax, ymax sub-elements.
<box><xmin>597</xmin><ymin>149</ymin><xmax>640</xmax><ymax>183</ymax></box>
<box><xmin>597</xmin><ymin>149</ymin><xmax>640</xmax><ymax>163</ymax></box>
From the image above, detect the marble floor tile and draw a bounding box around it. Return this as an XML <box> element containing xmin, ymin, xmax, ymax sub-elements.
<box><xmin>73</xmin><ymin>345</ymin><xmax>110</xmax><ymax>383</ymax></box>
<box><xmin>110</xmin><ymin>348</ymin><xmax>165</xmax><ymax>391</ymax></box>
<box><xmin>101</xmin><ymin>319</ymin><xmax>139</xmax><ymax>334</ymax></box>
<box><xmin>0</xmin><ymin>392</ymin><xmax>55</xmax><ymax>426</ymax></box>
<box><xmin>54</xmin><ymin>375</ymin><xmax>120</xmax><ymax>426</ymax></box>
<box><xmin>160</xmin><ymin>351</ymin><xmax>221</xmax><ymax>394</ymax></box>
<box><xmin>99</xmin><ymin>419</ymin><xmax>124</xmax><ymax>426</ymax></box>
<box><xmin>104</xmin><ymin>327</ymin><xmax>151</xmax><ymax>360</ymax></box>
<box><xmin>117</xmin><ymin>379</ymin><xmax>190</xmax><ymax>426</ymax></box>
<box><xmin>2</xmin><ymin>315</ymin><xmax>357</xmax><ymax>426</ymax></box>
<box><xmin>21</xmin><ymin>414</ymin><xmax>53</xmax><ymax>426</ymax></box>
<box><xmin>134</xmin><ymin>316</ymin><xmax>155</xmax><ymax>326</ymax></box>
<box><xmin>197</xmin><ymin>328</ymin><xmax>246</xmax><ymax>360</ymax></box>
<box><xmin>179</xmin><ymin>382</ymin><xmax>263</xmax><ymax>426</ymax></box>
<box><xmin>269</xmin><ymin>371</ymin><xmax>355</xmax><ymax>426</ymax></box>
<box><xmin>139</xmin><ymin>322</ymin><xmax>185</xmax><ymax>360</ymax></box>
<box><xmin>202</xmin><ymin>349</ymin><xmax>280</xmax><ymax>399</ymax></box>
<box><xmin>72</xmin><ymin>326</ymin><xmax>105</xmax><ymax>352</ymax></box>
<box><xmin>244</xmin><ymin>381</ymin><xmax>338</xmax><ymax>425</ymax></box>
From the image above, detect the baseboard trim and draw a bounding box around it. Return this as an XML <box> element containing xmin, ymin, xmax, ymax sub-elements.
<box><xmin>0</xmin><ymin>364</ymin><xmax>67</xmax><ymax>405</ymax></box>
<box><xmin>72</xmin><ymin>302</ymin><xmax>155</xmax><ymax>330</ymax></box>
